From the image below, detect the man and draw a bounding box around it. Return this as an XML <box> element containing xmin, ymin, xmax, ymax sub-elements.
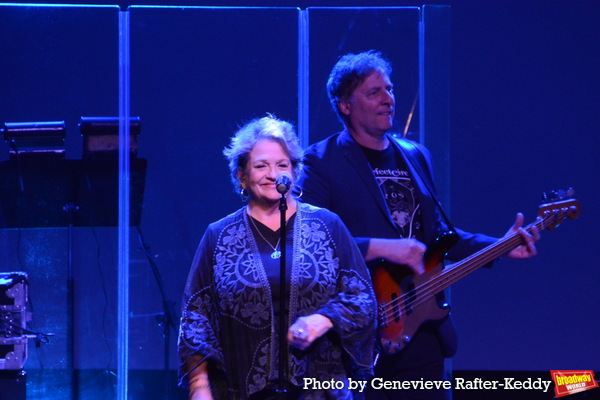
<box><xmin>296</xmin><ymin>50</ymin><xmax>539</xmax><ymax>399</ymax></box>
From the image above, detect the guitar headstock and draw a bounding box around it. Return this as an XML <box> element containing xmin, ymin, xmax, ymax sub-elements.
<box><xmin>539</xmin><ymin>188</ymin><xmax>581</xmax><ymax>231</ymax></box>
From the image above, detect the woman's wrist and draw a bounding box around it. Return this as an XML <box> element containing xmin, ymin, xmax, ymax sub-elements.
<box><xmin>189</xmin><ymin>383</ymin><xmax>210</xmax><ymax>397</ymax></box>
<box><xmin>188</xmin><ymin>372</ymin><xmax>211</xmax><ymax>397</ymax></box>
<box><xmin>189</xmin><ymin>377</ymin><xmax>210</xmax><ymax>388</ymax></box>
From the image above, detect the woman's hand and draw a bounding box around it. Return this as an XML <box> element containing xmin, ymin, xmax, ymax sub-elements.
<box><xmin>287</xmin><ymin>314</ymin><xmax>333</xmax><ymax>350</ymax></box>
<box><xmin>188</xmin><ymin>361</ymin><xmax>213</xmax><ymax>400</ymax></box>
<box><xmin>189</xmin><ymin>386</ymin><xmax>213</xmax><ymax>400</ymax></box>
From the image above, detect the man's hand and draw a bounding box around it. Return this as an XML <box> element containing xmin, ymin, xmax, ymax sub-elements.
<box><xmin>504</xmin><ymin>212</ymin><xmax>540</xmax><ymax>259</ymax></box>
<box><xmin>366</xmin><ymin>238</ymin><xmax>426</xmax><ymax>274</ymax></box>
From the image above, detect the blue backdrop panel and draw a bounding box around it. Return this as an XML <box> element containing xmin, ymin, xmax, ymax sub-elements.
<box><xmin>0</xmin><ymin>3</ymin><xmax>598</xmax><ymax>400</ymax></box>
<box><xmin>449</xmin><ymin>2</ymin><xmax>600</xmax><ymax>372</ymax></box>
<box><xmin>0</xmin><ymin>5</ymin><xmax>119</xmax><ymax>160</ymax></box>
<box><xmin>0</xmin><ymin>4</ymin><xmax>121</xmax><ymax>400</ymax></box>
<box><xmin>307</xmin><ymin>7</ymin><xmax>421</xmax><ymax>144</ymax></box>
<box><xmin>128</xmin><ymin>6</ymin><xmax>299</xmax><ymax>371</ymax></box>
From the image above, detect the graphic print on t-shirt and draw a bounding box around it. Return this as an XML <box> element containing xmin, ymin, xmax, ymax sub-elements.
<box><xmin>372</xmin><ymin>167</ymin><xmax>421</xmax><ymax>239</ymax></box>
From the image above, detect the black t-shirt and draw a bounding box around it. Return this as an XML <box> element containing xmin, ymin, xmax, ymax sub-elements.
<box><xmin>361</xmin><ymin>144</ymin><xmax>424</xmax><ymax>242</ymax></box>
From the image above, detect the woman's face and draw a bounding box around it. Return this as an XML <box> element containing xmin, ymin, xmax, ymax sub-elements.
<box><xmin>240</xmin><ymin>139</ymin><xmax>293</xmax><ymax>206</ymax></box>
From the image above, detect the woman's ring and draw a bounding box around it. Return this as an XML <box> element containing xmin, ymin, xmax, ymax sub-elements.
<box><xmin>293</xmin><ymin>328</ymin><xmax>304</xmax><ymax>338</ymax></box>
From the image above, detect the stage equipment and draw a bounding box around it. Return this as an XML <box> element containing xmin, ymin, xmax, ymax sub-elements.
<box><xmin>1</xmin><ymin>121</ymin><xmax>66</xmax><ymax>159</ymax></box>
<box><xmin>79</xmin><ymin>116</ymin><xmax>141</xmax><ymax>159</ymax></box>
<box><xmin>276</xmin><ymin>186</ymin><xmax>289</xmax><ymax>398</ymax></box>
<box><xmin>0</xmin><ymin>272</ymin><xmax>30</xmax><ymax>370</ymax></box>
<box><xmin>0</xmin><ymin>117</ymin><xmax>147</xmax><ymax>228</ymax></box>
<box><xmin>0</xmin><ymin>117</ymin><xmax>146</xmax><ymax>400</ymax></box>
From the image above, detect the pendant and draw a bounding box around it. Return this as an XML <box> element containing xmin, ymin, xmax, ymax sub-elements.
<box><xmin>271</xmin><ymin>250</ymin><xmax>281</xmax><ymax>259</ymax></box>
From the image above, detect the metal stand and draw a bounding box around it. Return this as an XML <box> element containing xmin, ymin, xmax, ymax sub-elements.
<box><xmin>0</xmin><ymin>157</ymin><xmax>147</xmax><ymax>400</ymax></box>
<box><xmin>64</xmin><ymin>202</ymin><xmax>79</xmax><ymax>400</ymax></box>
<box><xmin>136</xmin><ymin>227</ymin><xmax>178</xmax><ymax>400</ymax></box>
<box><xmin>276</xmin><ymin>193</ymin><xmax>288</xmax><ymax>399</ymax></box>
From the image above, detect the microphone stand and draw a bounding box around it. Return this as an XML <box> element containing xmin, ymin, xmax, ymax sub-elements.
<box><xmin>136</xmin><ymin>227</ymin><xmax>179</xmax><ymax>400</ymax></box>
<box><xmin>276</xmin><ymin>192</ymin><xmax>288</xmax><ymax>399</ymax></box>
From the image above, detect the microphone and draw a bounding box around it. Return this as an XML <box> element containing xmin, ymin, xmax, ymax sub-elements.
<box><xmin>275</xmin><ymin>172</ymin><xmax>292</xmax><ymax>195</ymax></box>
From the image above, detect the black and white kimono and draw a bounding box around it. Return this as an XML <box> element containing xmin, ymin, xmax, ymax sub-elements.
<box><xmin>178</xmin><ymin>202</ymin><xmax>377</xmax><ymax>399</ymax></box>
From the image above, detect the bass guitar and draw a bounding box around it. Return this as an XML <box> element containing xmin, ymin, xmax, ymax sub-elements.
<box><xmin>373</xmin><ymin>194</ymin><xmax>580</xmax><ymax>354</ymax></box>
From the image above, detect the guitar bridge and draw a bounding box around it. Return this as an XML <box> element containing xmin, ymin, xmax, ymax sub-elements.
<box><xmin>378</xmin><ymin>304</ymin><xmax>388</xmax><ymax>328</ymax></box>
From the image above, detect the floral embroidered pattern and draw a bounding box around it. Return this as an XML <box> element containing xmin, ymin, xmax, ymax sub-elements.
<box><xmin>213</xmin><ymin>218</ymin><xmax>270</xmax><ymax>328</ymax></box>
<box><xmin>247</xmin><ymin>339</ymin><xmax>269</xmax><ymax>393</ymax></box>
<box><xmin>178</xmin><ymin>205</ymin><xmax>376</xmax><ymax>399</ymax></box>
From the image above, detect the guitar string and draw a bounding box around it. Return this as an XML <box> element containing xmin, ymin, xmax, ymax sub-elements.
<box><xmin>379</xmin><ymin>227</ymin><xmax>533</xmax><ymax>324</ymax></box>
<box><xmin>380</xmin><ymin>204</ymin><xmax>573</xmax><ymax>319</ymax></box>
<box><xmin>379</xmin><ymin>215</ymin><xmax>548</xmax><ymax>320</ymax></box>
<box><xmin>378</xmin><ymin>206</ymin><xmax>575</xmax><ymax>323</ymax></box>
<box><xmin>379</xmin><ymin>234</ymin><xmax>520</xmax><ymax>324</ymax></box>
<box><xmin>378</xmin><ymin>213</ymin><xmax>554</xmax><ymax>325</ymax></box>
<box><xmin>380</xmin><ymin>228</ymin><xmax>522</xmax><ymax>315</ymax></box>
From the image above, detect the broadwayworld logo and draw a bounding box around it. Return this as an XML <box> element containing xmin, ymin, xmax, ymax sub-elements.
<box><xmin>551</xmin><ymin>370</ymin><xmax>599</xmax><ymax>398</ymax></box>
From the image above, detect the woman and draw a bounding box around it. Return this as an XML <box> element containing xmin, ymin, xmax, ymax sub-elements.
<box><xmin>178</xmin><ymin>115</ymin><xmax>377</xmax><ymax>399</ymax></box>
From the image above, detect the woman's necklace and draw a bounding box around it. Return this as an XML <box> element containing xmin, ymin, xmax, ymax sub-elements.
<box><xmin>248</xmin><ymin>214</ymin><xmax>281</xmax><ymax>259</ymax></box>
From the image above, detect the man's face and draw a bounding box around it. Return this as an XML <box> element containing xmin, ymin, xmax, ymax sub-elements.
<box><xmin>339</xmin><ymin>70</ymin><xmax>395</xmax><ymax>138</ymax></box>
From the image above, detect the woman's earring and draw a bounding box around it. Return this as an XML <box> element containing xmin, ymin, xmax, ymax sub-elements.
<box><xmin>240</xmin><ymin>188</ymin><xmax>249</xmax><ymax>202</ymax></box>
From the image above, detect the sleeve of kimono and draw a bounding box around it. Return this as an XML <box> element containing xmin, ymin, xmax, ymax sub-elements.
<box><xmin>177</xmin><ymin>224</ymin><xmax>224</xmax><ymax>387</ymax></box>
<box><xmin>314</xmin><ymin>212</ymin><xmax>378</xmax><ymax>377</ymax></box>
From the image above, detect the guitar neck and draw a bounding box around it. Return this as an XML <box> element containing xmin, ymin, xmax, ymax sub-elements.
<box><xmin>435</xmin><ymin>218</ymin><xmax>545</xmax><ymax>292</ymax></box>
<box><xmin>377</xmin><ymin>195</ymin><xmax>579</xmax><ymax>354</ymax></box>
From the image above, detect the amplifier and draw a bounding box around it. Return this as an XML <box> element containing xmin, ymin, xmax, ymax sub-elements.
<box><xmin>0</xmin><ymin>272</ymin><xmax>29</xmax><ymax>370</ymax></box>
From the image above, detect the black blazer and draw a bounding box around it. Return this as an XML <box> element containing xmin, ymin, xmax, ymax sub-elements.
<box><xmin>297</xmin><ymin>129</ymin><xmax>496</xmax><ymax>261</ymax></box>
<box><xmin>297</xmin><ymin>129</ymin><xmax>497</xmax><ymax>357</ymax></box>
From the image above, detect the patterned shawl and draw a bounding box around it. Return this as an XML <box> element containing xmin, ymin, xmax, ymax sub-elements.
<box><xmin>178</xmin><ymin>203</ymin><xmax>377</xmax><ymax>399</ymax></box>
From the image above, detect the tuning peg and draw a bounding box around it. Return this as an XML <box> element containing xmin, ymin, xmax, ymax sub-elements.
<box><xmin>566</xmin><ymin>187</ymin><xmax>575</xmax><ymax>198</ymax></box>
<box><xmin>542</xmin><ymin>190</ymin><xmax>558</xmax><ymax>202</ymax></box>
<box><xmin>542</xmin><ymin>188</ymin><xmax>575</xmax><ymax>202</ymax></box>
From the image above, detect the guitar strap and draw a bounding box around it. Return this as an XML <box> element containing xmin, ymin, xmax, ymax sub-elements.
<box><xmin>391</xmin><ymin>136</ymin><xmax>460</xmax><ymax>358</ymax></box>
<box><xmin>392</xmin><ymin>136</ymin><xmax>456</xmax><ymax>234</ymax></box>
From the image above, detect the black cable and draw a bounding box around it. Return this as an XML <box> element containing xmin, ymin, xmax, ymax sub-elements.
<box><xmin>0</xmin><ymin>314</ymin><xmax>55</xmax><ymax>345</ymax></box>
<box><xmin>136</xmin><ymin>226</ymin><xmax>179</xmax><ymax>333</ymax></box>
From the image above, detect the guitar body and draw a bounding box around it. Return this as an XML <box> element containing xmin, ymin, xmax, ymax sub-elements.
<box><xmin>374</xmin><ymin>265</ymin><xmax>448</xmax><ymax>354</ymax></box>
<box><xmin>371</xmin><ymin>194</ymin><xmax>581</xmax><ymax>355</ymax></box>
<box><xmin>373</xmin><ymin>231</ymin><xmax>459</xmax><ymax>355</ymax></box>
